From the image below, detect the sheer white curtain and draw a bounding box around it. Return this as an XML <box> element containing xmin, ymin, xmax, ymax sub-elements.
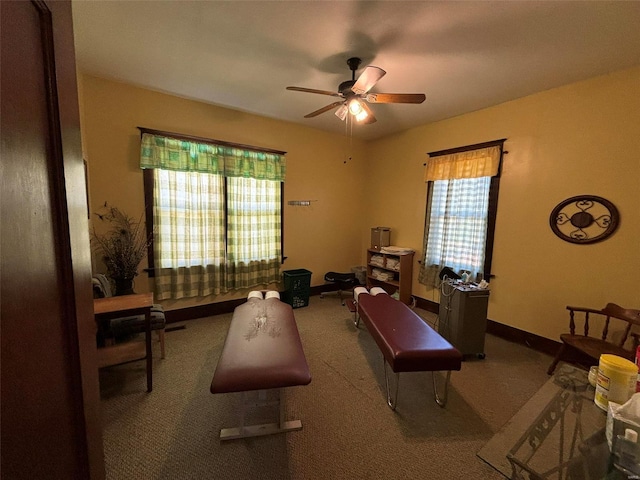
<box><xmin>419</xmin><ymin>145</ymin><xmax>501</xmax><ymax>287</ymax></box>
<box><xmin>422</xmin><ymin>176</ymin><xmax>491</xmax><ymax>285</ymax></box>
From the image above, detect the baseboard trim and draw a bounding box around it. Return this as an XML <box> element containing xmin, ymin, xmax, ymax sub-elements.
<box><xmin>484</xmin><ymin>320</ymin><xmax>560</xmax><ymax>357</ymax></box>
<box><xmin>415</xmin><ymin>296</ymin><xmax>439</xmax><ymax>313</ymax></box>
<box><xmin>164</xmin><ymin>298</ymin><xmax>246</xmax><ymax>324</ymax></box>
<box><xmin>413</xmin><ymin>295</ymin><xmax>559</xmax><ymax>356</ymax></box>
<box><xmin>165</xmin><ymin>292</ymin><xmax>560</xmax><ymax>358</ymax></box>
<box><xmin>164</xmin><ymin>285</ymin><xmax>331</xmax><ymax>324</ymax></box>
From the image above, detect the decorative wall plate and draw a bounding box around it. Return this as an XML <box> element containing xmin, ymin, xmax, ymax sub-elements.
<box><xmin>549</xmin><ymin>195</ymin><xmax>619</xmax><ymax>244</ymax></box>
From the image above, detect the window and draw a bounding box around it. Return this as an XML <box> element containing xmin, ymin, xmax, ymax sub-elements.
<box><xmin>153</xmin><ymin>169</ymin><xmax>225</xmax><ymax>269</ymax></box>
<box><xmin>226</xmin><ymin>176</ymin><xmax>281</xmax><ymax>265</ymax></box>
<box><xmin>139</xmin><ymin>129</ymin><xmax>286</xmax><ymax>300</ymax></box>
<box><xmin>419</xmin><ymin>140</ymin><xmax>504</xmax><ymax>287</ymax></box>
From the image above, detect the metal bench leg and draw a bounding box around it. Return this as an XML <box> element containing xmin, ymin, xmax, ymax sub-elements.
<box><xmin>383</xmin><ymin>358</ymin><xmax>400</xmax><ymax>411</ymax></box>
<box><xmin>346</xmin><ymin>299</ymin><xmax>360</xmax><ymax>328</ymax></box>
<box><xmin>432</xmin><ymin>371</ymin><xmax>452</xmax><ymax>408</ymax></box>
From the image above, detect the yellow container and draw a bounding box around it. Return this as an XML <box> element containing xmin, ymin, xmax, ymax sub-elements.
<box><xmin>595</xmin><ymin>354</ymin><xmax>638</xmax><ymax>411</ymax></box>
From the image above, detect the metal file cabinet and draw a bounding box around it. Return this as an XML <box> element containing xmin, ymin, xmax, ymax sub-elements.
<box><xmin>438</xmin><ymin>286</ymin><xmax>490</xmax><ymax>358</ymax></box>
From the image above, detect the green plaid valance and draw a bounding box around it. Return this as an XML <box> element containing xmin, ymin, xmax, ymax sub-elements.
<box><xmin>140</xmin><ymin>133</ymin><xmax>286</xmax><ymax>181</ymax></box>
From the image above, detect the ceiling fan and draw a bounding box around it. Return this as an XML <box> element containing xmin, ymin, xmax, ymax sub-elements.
<box><xmin>287</xmin><ymin>57</ymin><xmax>426</xmax><ymax>124</ymax></box>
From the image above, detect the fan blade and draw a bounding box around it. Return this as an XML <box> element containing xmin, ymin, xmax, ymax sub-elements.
<box><xmin>351</xmin><ymin>66</ymin><xmax>386</xmax><ymax>95</ymax></box>
<box><xmin>359</xmin><ymin>102</ymin><xmax>377</xmax><ymax>124</ymax></box>
<box><xmin>287</xmin><ymin>86</ymin><xmax>342</xmax><ymax>97</ymax></box>
<box><xmin>365</xmin><ymin>93</ymin><xmax>426</xmax><ymax>104</ymax></box>
<box><xmin>304</xmin><ymin>101</ymin><xmax>345</xmax><ymax>118</ymax></box>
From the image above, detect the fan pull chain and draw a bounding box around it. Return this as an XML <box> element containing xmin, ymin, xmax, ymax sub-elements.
<box><xmin>343</xmin><ymin>115</ymin><xmax>353</xmax><ymax>164</ymax></box>
<box><xmin>343</xmin><ymin>115</ymin><xmax>349</xmax><ymax>164</ymax></box>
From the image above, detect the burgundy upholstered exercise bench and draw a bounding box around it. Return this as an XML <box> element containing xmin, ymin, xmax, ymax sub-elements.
<box><xmin>210</xmin><ymin>292</ymin><xmax>311</xmax><ymax>440</ymax></box>
<box><xmin>355</xmin><ymin>289</ymin><xmax>462</xmax><ymax>410</ymax></box>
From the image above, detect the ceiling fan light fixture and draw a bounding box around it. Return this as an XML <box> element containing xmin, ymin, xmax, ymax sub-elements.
<box><xmin>287</xmin><ymin>56</ymin><xmax>425</xmax><ymax>125</ymax></box>
<box><xmin>354</xmin><ymin>109</ymin><xmax>369</xmax><ymax>122</ymax></box>
<box><xmin>335</xmin><ymin>104</ymin><xmax>348</xmax><ymax>121</ymax></box>
<box><xmin>348</xmin><ymin>98</ymin><xmax>363</xmax><ymax>115</ymax></box>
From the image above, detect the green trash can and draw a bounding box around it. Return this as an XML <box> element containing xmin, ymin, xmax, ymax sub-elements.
<box><xmin>282</xmin><ymin>269</ymin><xmax>312</xmax><ymax>309</ymax></box>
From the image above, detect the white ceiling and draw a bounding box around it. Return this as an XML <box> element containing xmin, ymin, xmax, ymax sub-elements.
<box><xmin>72</xmin><ymin>1</ymin><xmax>640</xmax><ymax>141</ymax></box>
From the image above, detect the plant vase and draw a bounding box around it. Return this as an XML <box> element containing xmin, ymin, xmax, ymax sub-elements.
<box><xmin>114</xmin><ymin>277</ymin><xmax>135</xmax><ymax>296</ymax></box>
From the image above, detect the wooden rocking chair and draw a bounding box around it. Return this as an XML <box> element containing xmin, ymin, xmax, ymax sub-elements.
<box><xmin>547</xmin><ymin>303</ymin><xmax>640</xmax><ymax>375</ymax></box>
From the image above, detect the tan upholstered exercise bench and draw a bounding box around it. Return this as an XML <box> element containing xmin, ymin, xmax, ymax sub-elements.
<box><xmin>354</xmin><ymin>287</ymin><xmax>462</xmax><ymax>410</ymax></box>
<box><xmin>210</xmin><ymin>291</ymin><xmax>311</xmax><ymax>440</ymax></box>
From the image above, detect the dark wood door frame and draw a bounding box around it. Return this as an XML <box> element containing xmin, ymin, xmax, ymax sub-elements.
<box><xmin>1</xmin><ymin>1</ymin><xmax>104</xmax><ymax>478</ymax></box>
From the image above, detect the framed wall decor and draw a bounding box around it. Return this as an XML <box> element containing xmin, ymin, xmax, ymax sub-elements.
<box><xmin>549</xmin><ymin>195</ymin><xmax>619</xmax><ymax>244</ymax></box>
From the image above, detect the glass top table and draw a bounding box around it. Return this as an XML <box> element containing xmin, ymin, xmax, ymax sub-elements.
<box><xmin>506</xmin><ymin>364</ymin><xmax>633</xmax><ymax>480</ymax></box>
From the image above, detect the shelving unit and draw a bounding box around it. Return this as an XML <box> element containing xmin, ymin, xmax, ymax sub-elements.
<box><xmin>366</xmin><ymin>248</ymin><xmax>414</xmax><ymax>305</ymax></box>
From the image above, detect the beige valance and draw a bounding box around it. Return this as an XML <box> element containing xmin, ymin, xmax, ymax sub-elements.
<box><xmin>424</xmin><ymin>145</ymin><xmax>501</xmax><ymax>181</ymax></box>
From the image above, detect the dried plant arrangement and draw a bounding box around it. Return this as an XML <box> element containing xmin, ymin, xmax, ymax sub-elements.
<box><xmin>91</xmin><ymin>202</ymin><xmax>152</xmax><ymax>294</ymax></box>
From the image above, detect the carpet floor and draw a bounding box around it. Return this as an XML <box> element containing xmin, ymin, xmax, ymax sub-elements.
<box><xmin>99</xmin><ymin>295</ymin><xmax>553</xmax><ymax>479</ymax></box>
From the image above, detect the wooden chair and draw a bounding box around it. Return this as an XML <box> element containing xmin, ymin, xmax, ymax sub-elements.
<box><xmin>547</xmin><ymin>303</ymin><xmax>640</xmax><ymax>375</ymax></box>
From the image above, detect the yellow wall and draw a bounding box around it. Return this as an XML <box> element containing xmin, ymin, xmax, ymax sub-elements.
<box><xmin>81</xmin><ymin>75</ymin><xmax>367</xmax><ymax>311</ymax></box>
<box><xmin>364</xmin><ymin>66</ymin><xmax>640</xmax><ymax>340</ymax></box>
<box><xmin>81</xmin><ymin>68</ymin><xmax>639</xmax><ymax>340</ymax></box>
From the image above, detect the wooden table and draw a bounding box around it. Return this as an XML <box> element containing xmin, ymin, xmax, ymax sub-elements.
<box><xmin>94</xmin><ymin>293</ymin><xmax>154</xmax><ymax>392</ymax></box>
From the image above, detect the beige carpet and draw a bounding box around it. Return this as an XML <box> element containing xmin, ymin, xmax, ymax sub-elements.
<box><xmin>99</xmin><ymin>296</ymin><xmax>553</xmax><ymax>479</ymax></box>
